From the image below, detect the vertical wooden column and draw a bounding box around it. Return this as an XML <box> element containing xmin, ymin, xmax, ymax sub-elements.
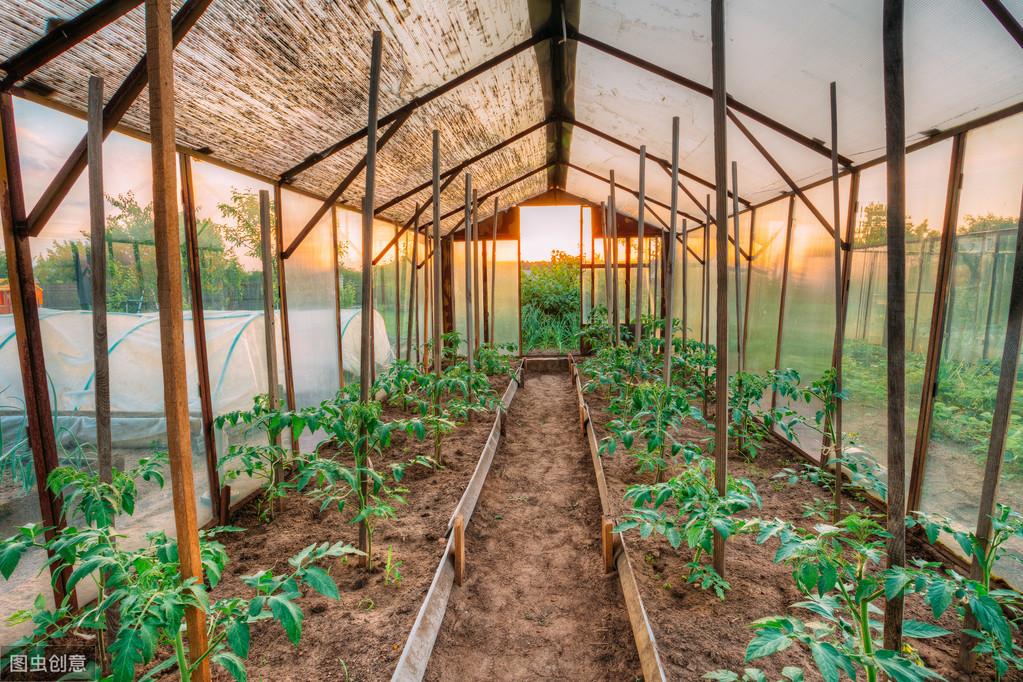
<box><xmin>959</xmin><ymin>188</ymin><xmax>1023</xmax><ymax>671</ymax></box>
<box><xmin>259</xmin><ymin>190</ymin><xmax>280</xmax><ymax>418</ymax></box>
<box><xmin>482</xmin><ymin>207</ymin><xmax>490</xmax><ymax>344</ymax></box>
<box><xmin>179</xmin><ymin>153</ymin><xmax>221</xmax><ymax>523</ymax></box>
<box><xmin>827</xmin><ymin>82</ymin><xmax>845</xmax><ymax>519</ymax></box>
<box><xmin>625</xmin><ymin>237</ymin><xmax>632</xmax><ymax>330</ymax></box>
<box><xmin>710</xmin><ymin>0</ymin><xmax>729</xmax><ymax>577</ymax></box>
<box><xmin>579</xmin><ymin>205</ymin><xmax>584</xmax><ymax>333</ymax></box>
<box><xmin>442</xmin><ymin>235</ymin><xmax>454</xmax><ymax>335</ymax></box>
<box><xmin>87</xmin><ymin>77</ymin><xmax>113</xmax><ymax>487</ymax></box>
<box><xmin>274</xmin><ymin>184</ymin><xmax>297</xmax><ymax>439</ymax></box>
<box><xmin>472</xmin><ymin>189</ymin><xmax>481</xmax><ymax>352</ymax></box>
<box><xmin>731</xmin><ymin>161</ymin><xmax>743</xmax><ymax>372</ymax></box>
<box><xmin>602</xmin><ymin>200</ymin><xmax>612</xmax><ymax>336</ymax></box>
<box><xmin>395</xmin><ymin>222</ymin><xmax>402</xmax><ymax>361</ymax></box>
<box><xmin>517</xmin><ymin>228</ymin><xmax>523</xmax><ymax>355</ymax></box>
<box><xmin>664</xmin><ymin>116</ymin><xmax>680</xmax><ymax>385</ymax></box>
<box><xmin>331</xmin><ymin>207</ymin><xmax>345</xmax><ymax>383</ymax></box>
<box><xmin>432</xmin><ymin>132</ymin><xmax>443</xmax><ymax>375</ymax></box>
<box><xmin>635</xmin><ymin>146</ymin><xmax>646</xmax><ymax>342</ymax></box>
<box><xmin>0</xmin><ymin>93</ymin><xmax>72</xmax><ymax>608</ymax></box>
<box><xmin>359</xmin><ymin>29</ymin><xmax>382</xmax><ymax>567</ymax></box>
<box><xmin>463</xmin><ymin>174</ymin><xmax>474</xmax><ymax>368</ymax></box>
<box><xmin>742</xmin><ymin>208</ymin><xmax>756</xmax><ymax>359</ymax></box>
<box><xmin>771</xmin><ymin>197</ymin><xmax>795</xmax><ymax>410</ymax></box>
<box><xmin>490</xmin><ymin>197</ymin><xmax>498</xmax><ymax>344</ymax></box>
<box><xmin>882</xmin><ymin>0</ymin><xmax>907</xmax><ymax>652</ymax></box>
<box><xmin>406</xmin><ymin>205</ymin><xmax>419</xmax><ymax>363</ymax></box>
<box><xmin>610</xmin><ymin>171</ymin><xmax>620</xmax><ymax>343</ymax></box>
<box><xmin>143</xmin><ymin>0</ymin><xmax>209</xmax><ymax>673</ymax></box>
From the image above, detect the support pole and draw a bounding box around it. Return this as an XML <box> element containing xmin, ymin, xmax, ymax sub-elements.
<box><xmin>0</xmin><ymin>93</ymin><xmax>72</xmax><ymax>608</ymax></box>
<box><xmin>180</xmin><ymin>153</ymin><xmax>221</xmax><ymax>523</ymax></box>
<box><xmin>829</xmin><ymin>82</ymin><xmax>845</xmax><ymax>521</ymax></box>
<box><xmin>87</xmin><ymin>77</ymin><xmax>112</xmax><ymax>487</ymax></box>
<box><xmin>259</xmin><ymin>191</ymin><xmax>280</xmax><ymax>417</ymax></box>
<box><xmin>463</xmin><ymin>174</ymin><xmax>475</xmax><ymax>369</ymax></box>
<box><xmin>610</xmin><ymin>171</ymin><xmax>620</xmax><ymax>343</ymax></box>
<box><xmin>395</xmin><ymin>222</ymin><xmax>402</xmax><ymax>362</ymax></box>
<box><xmin>359</xmin><ymin>30</ymin><xmax>382</xmax><ymax>568</ymax></box>
<box><xmin>144</xmin><ymin>0</ymin><xmax>209</xmax><ymax>673</ymax></box>
<box><xmin>959</xmin><ymin>187</ymin><xmax>1023</xmax><ymax>671</ymax></box>
<box><xmin>882</xmin><ymin>0</ymin><xmax>907</xmax><ymax>652</ymax></box>
<box><xmin>635</xmin><ymin>146</ymin><xmax>646</xmax><ymax>342</ymax></box>
<box><xmin>603</xmin><ymin>200</ymin><xmax>612</xmax><ymax>341</ymax></box>
<box><xmin>432</xmin><ymin>132</ymin><xmax>443</xmax><ymax>376</ymax></box>
<box><xmin>681</xmin><ymin>218</ymin><xmax>688</xmax><ymax>346</ymax></box>
<box><xmin>482</xmin><ymin>207</ymin><xmax>489</xmax><ymax>344</ymax></box>
<box><xmin>664</xmin><ymin>117</ymin><xmax>680</xmax><ymax>384</ymax></box>
<box><xmin>491</xmin><ymin>197</ymin><xmax>499</xmax><ymax>344</ymax></box>
<box><xmin>473</xmin><ymin>189</ymin><xmax>481</xmax><ymax>352</ymax></box>
<box><xmin>710</xmin><ymin>0</ymin><xmax>729</xmax><ymax>578</ymax></box>
<box><xmin>406</xmin><ymin>204</ymin><xmax>419</xmax><ymax>362</ymax></box>
<box><xmin>731</xmin><ymin>161</ymin><xmax>743</xmax><ymax>372</ymax></box>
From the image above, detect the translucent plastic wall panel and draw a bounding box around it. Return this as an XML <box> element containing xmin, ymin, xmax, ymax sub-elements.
<box><xmin>920</xmin><ymin>114</ymin><xmax>1023</xmax><ymax>584</ymax></box>
<box><xmin>492</xmin><ymin>240</ymin><xmax>520</xmax><ymax>349</ymax></box>
<box><xmin>189</xmin><ymin>159</ymin><xmax>275</xmax><ymax>503</ymax></box>
<box><xmin>281</xmin><ymin>189</ymin><xmax>339</xmax><ymax>406</ymax></box>
<box><xmin>582</xmin><ymin>208</ymin><xmax>594</xmax><ymax>323</ymax></box>
<box><xmin>372</xmin><ymin>221</ymin><xmax>401</xmax><ymax>357</ymax></box>
<box><xmin>842</xmin><ymin>142</ymin><xmax>951</xmax><ymax>483</ymax></box>
<box><xmin>13</xmin><ymin>99</ymin><xmax>210</xmax><ymax>609</ymax></box>
<box><xmin>684</xmin><ymin>229</ymin><xmax>706</xmax><ymax>342</ymax></box>
<box><xmin>745</xmin><ymin>199</ymin><xmax>789</xmax><ymax>373</ymax></box>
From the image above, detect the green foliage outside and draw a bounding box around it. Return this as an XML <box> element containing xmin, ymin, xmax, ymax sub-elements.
<box><xmin>520</xmin><ymin>249</ymin><xmax>580</xmax><ymax>353</ymax></box>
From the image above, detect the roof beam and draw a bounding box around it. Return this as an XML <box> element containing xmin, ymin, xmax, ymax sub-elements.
<box><xmin>979</xmin><ymin>0</ymin><xmax>1023</xmax><ymax>50</ymax></box>
<box><xmin>570</xmin><ymin>29</ymin><xmax>853</xmax><ymax>168</ymax></box>
<box><xmin>566</xmin><ymin>161</ymin><xmax>707</xmax><ymax>226</ymax></box>
<box><xmin>442</xmin><ymin>162</ymin><xmax>554</xmax><ymax>233</ymax></box>
<box><xmin>282</xmin><ymin>108</ymin><xmax>411</xmax><ymax>259</ymax></box>
<box><xmin>280</xmin><ymin>30</ymin><xmax>552</xmax><ymax>182</ymax></box>
<box><xmin>0</xmin><ymin>0</ymin><xmax>144</xmax><ymax>91</ymax></box>
<box><xmin>727</xmin><ymin>108</ymin><xmax>842</xmax><ymax>242</ymax></box>
<box><xmin>24</xmin><ymin>0</ymin><xmax>213</xmax><ymax>237</ymax></box>
<box><xmin>563</xmin><ymin>115</ymin><xmax>749</xmax><ymax>207</ymax></box>
<box><xmin>370</xmin><ymin>118</ymin><xmax>552</xmax><ymax>264</ymax></box>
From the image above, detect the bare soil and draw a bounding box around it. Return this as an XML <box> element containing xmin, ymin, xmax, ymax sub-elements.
<box><xmin>583</xmin><ymin>387</ymin><xmax>1023</xmax><ymax>682</ymax></box>
<box><xmin>425</xmin><ymin>372</ymin><xmax>642</xmax><ymax>681</ymax></box>
<box><xmin>191</xmin><ymin>375</ymin><xmax>511</xmax><ymax>682</ymax></box>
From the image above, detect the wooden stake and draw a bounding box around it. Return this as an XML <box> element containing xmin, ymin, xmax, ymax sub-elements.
<box><xmin>473</xmin><ymin>189</ymin><xmax>481</xmax><ymax>352</ymax></box>
<box><xmin>829</xmin><ymin>82</ymin><xmax>844</xmax><ymax>522</ymax></box>
<box><xmin>731</xmin><ymin>161</ymin><xmax>742</xmax><ymax>372</ymax></box>
<box><xmin>144</xmin><ymin>0</ymin><xmax>209</xmax><ymax>673</ymax></box>
<box><xmin>453</xmin><ymin>514</ymin><xmax>465</xmax><ymax>586</ymax></box>
<box><xmin>664</xmin><ymin>117</ymin><xmax>680</xmax><ymax>385</ymax></box>
<box><xmin>432</xmin><ymin>132</ymin><xmax>443</xmax><ymax>378</ymax></box>
<box><xmin>406</xmin><ymin>204</ymin><xmax>419</xmax><ymax>362</ymax></box>
<box><xmin>610</xmin><ymin>171</ymin><xmax>620</xmax><ymax>343</ymax></box>
<box><xmin>491</xmin><ymin>197</ymin><xmax>498</xmax><ymax>344</ymax></box>
<box><xmin>710</xmin><ymin>0</ymin><xmax>729</xmax><ymax>578</ymax></box>
<box><xmin>959</xmin><ymin>187</ymin><xmax>1023</xmax><ymax>671</ymax></box>
<box><xmin>635</xmin><ymin>146</ymin><xmax>646</xmax><ymax>343</ymax></box>
<box><xmin>259</xmin><ymin>191</ymin><xmax>280</xmax><ymax>420</ymax></box>
<box><xmin>463</xmin><ymin>174</ymin><xmax>475</xmax><ymax>370</ymax></box>
<box><xmin>882</xmin><ymin>0</ymin><xmax>907</xmax><ymax>652</ymax></box>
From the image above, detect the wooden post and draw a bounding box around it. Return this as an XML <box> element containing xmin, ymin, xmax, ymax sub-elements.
<box><xmin>491</xmin><ymin>197</ymin><xmax>498</xmax><ymax>344</ymax></box>
<box><xmin>664</xmin><ymin>117</ymin><xmax>680</xmax><ymax>387</ymax></box>
<box><xmin>710</xmin><ymin>0</ymin><xmax>729</xmax><ymax>578</ymax></box>
<box><xmin>144</xmin><ymin>0</ymin><xmax>209</xmax><ymax>673</ymax></box>
<box><xmin>681</xmin><ymin>218</ymin><xmax>688</xmax><ymax>346</ymax></box>
<box><xmin>771</xmin><ymin>197</ymin><xmax>796</xmax><ymax>410</ymax></box>
<box><xmin>731</xmin><ymin>161</ymin><xmax>743</xmax><ymax>372</ymax></box>
<box><xmin>87</xmin><ymin>76</ymin><xmax>113</xmax><ymax>488</ymax></box>
<box><xmin>359</xmin><ymin>30</ymin><xmax>382</xmax><ymax>568</ymax></box>
<box><xmin>635</xmin><ymin>146</ymin><xmax>646</xmax><ymax>343</ymax></box>
<box><xmin>0</xmin><ymin>93</ymin><xmax>73</xmax><ymax>609</ymax></box>
<box><xmin>625</xmin><ymin>237</ymin><xmax>632</xmax><ymax>331</ymax></box>
<box><xmin>463</xmin><ymin>174</ymin><xmax>475</xmax><ymax>369</ymax></box>
<box><xmin>472</xmin><ymin>189</ymin><xmax>481</xmax><ymax>352</ymax></box>
<box><xmin>395</xmin><ymin>222</ymin><xmax>402</xmax><ymax>361</ymax></box>
<box><xmin>258</xmin><ymin>190</ymin><xmax>280</xmax><ymax>424</ymax></box>
<box><xmin>742</xmin><ymin>208</ymin><xmax>756</xmax><ymax>362</ymax></box>
<box><xmin>603</xmin><ymin>200</ymin><xmax>612</xmax><ymax>339</ymax></box>
<box><xmin>829</xmin><ymin>82</ymin><xmax>845</xmax><ymax>522</ymax></box>
<box><xmin>610</xmin><ymin>171</ymin><xmax>620</xmax><ymax>344</ymax></box>
<box><xmin>432</xmin><ymin>132</ymin><xmax>443</xmax><ymax>377</ymax></box>
<box><xmin>882</xmin><ymin>0</ymin><xmax>907</xmax><ymax>652</ymax></box>
<box><xmin>601</xmin><ymin>517</ymin><xmax>615</xmax><ymax>574</ymax></box>
<box><xmin>179</xmin><ymin>153</ymin><xmax>221</xmax><ymax>523</ymax></box>
<box><xmin>453</xmin><ymin>514</ymin><xmax>465</xmax><ymax>587</ymax></box>
<box><xmin>482</xmin><ymin>206</ymin><xmax>490</xmax><ymax>344</ymax></box>
<box><xmin>406</xmin><ymin>204</ymin><xmax>419</xmax><ymax>363</ymax></box>
<box><xmin>959</xmin><ymin>187</ymin><xmax>1023</xmax><ymax>672</ymax></box>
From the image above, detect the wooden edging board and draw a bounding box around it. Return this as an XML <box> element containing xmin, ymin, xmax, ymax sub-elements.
<box><xmin>568</xmin><ymin>355</ymin><xmax>668</xmax><ymax>682</ymax></box>
<box><xmin>391</xmin><ymin>360</ymin><xmax>525</xmax><ymax>681</ymax></box>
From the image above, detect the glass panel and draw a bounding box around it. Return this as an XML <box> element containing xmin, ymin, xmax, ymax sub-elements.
<box><xmin>920</xmin><ymin>113</ymin><xmax>1023</xmax><ymax>586</ymax></box>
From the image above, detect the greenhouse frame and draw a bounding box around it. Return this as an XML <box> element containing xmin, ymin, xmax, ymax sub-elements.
<box><xmin>1</xmin><ymin>0</ymin><xmax>1022</xmax><ymax>680</ymax></box>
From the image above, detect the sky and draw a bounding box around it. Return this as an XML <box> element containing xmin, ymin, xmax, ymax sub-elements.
<box><xmin>519</xmin><ymin>205</ymin><xmax>591</xmax><ymax>262</ymax></box>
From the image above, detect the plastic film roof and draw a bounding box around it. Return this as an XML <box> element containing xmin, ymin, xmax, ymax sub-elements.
<box><xmin>1</xmin><ymin>0</ymin><xmax>1021</xmax><ymax>230</ymax></box>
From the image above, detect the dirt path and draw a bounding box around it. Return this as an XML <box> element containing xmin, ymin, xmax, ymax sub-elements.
<box><xmin>424</xmin><ymin>371</ymin><xmax>640</xmax><ymax>681</ymax></box>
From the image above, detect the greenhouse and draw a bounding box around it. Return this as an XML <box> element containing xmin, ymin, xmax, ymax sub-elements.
<box><xmin>0</xmin><ymin>0</ymin><xmax>1022</xmax><ymax>680</ymax></box>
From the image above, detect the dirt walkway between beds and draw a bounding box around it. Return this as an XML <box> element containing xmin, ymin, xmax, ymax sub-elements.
<box><xmin>424</xmin><ymin>371</ymin><xmax>641</xmax><ymax>681</ymax></box>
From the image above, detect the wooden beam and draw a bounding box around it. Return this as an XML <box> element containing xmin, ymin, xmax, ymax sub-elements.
<box><xmin>282</xmin><ymin>109</ymin><xmax>411</xmax><ymax>260</ymax></box>
<box><xmin>0</xmin><ymin>0</ymin><xmax>144</xmax><ymax>91</ymax></box>
<box><xmin>144</xmin><ymin>0</ymin><xmax>209</xmax><ymax>674</ymax></box>
<box><xmin>440</xmin><ymin>163</ymin><xmax>554</xmax><ymax>229</ymax></box>
<box><xmin>727</xmin><ymin>109</ymin><xmax>840</xmax><ymax>241</ymax></box>
<box><xmin>0</xmin><ymin>93</ymin><xmax>73</xmax><ymax>608</ymax></box>
<box><xmin>564</xmin><ymin>116</ymin><xmax>748</xmax><ymax>205</ymax></box>
<box><xmin>258</xmin><ymin>190</ymin><xmax>280</xmax><ymax>416</ymax></box>
<box><xmin>710</xmin><ymin>0</ymin><xmax>729</xmax><ymax>578</ymax></box>
<box><xmin>828</xmin><ymin>82</ymin><xmax>844</xmax><ymax>520</ymax></box>
<box><xmin>635</xmin><ymin>145</ymin><xmax>646</xmax><ymax>342</ymax></box>
<box><xmin>24</xmin><ymin>0</ymin><xmax>213</xmax><ymax>237</ymax></box>
<box><xmin>663</xmin><ymin>117</ymin><xmax>680</xmax><ymax>387</ymax></box>
<box><xmin>565</xmin><ymin>162</ymin><xmax>709</xmax><ymax>228</ymax></box>
<box><xmin>179</xmin><ymin>153</ymin><xmax>221</xmax><ymax>522</ymax></box>
<box><xmin>882</xmin><ymin>0</ymin><xmax>907</xmax><ymax>653</ymax></box>
<box><xmin>281</xmin><ymin>31</ymin><xmax>551</xmax><ymax>181</ymax></box>
<box><xmin>980</xmin><ymin>0</ymin><xmax>1023</xmax><ymax>50</ymax></box>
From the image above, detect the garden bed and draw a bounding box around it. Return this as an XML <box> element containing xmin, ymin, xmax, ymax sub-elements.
<box><xmin>181</xmin><ymin>372</ymin><xmax>519</xmax><ymax>682</ymax></box>
<box><xmin>576</xmin><ymin>366</ymin><xmax>1017</xmax><ymax>681</ymax></box>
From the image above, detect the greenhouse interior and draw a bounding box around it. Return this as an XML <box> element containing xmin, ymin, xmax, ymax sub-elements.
<box><xmin>0</xmin><ymin>0</ymin><xmax>1022</xmax><ymax>680</ymax></box>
